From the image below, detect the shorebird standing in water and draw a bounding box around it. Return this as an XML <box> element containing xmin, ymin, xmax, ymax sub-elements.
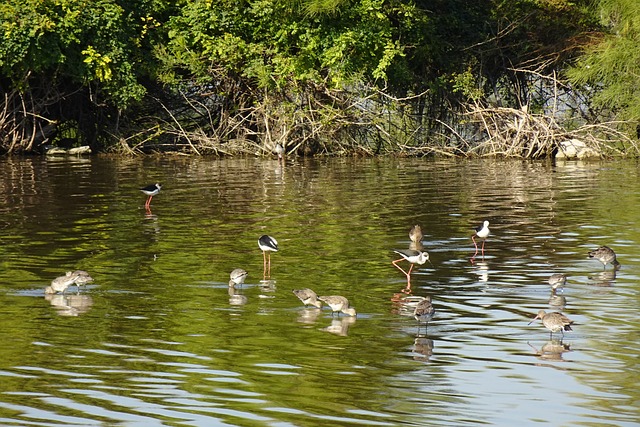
<box><xmin>258</xmin><ymin>235</ymin><xmax>278</xmax><ymax>278</ymax></box>
<box><xmin>293</xmin><ymin>288</ymin><xmax>322</xmax><ymax>308</ymax></box>
<box><xmin>392</xmin><ymin>249</ymin><xmax>432</xmax><ymax>291</ymax></box>
<box><xmin>588</xmin><ymin>246</ymin><xmax>620</xmax><ymax>270</ymax></box>
<box><xmin>548</xmin><ymin>273</ymin><xmax>567</xmax><ymax>292</ymax></box>
<box><xmin>45</xmin><ymin>272</ymin><xmax>77</xmax><ymax>294</ymax></box>
<box><xmin>318</xmin><ymin>295</ymin><xmax>357</xmax><ymax>317</ymax></box>
<box><xmin>414</xmin><ymin>296</ymin><xmax>435</xmax><ymax>331</ymax></box>
<box><xmin>140</xmin><ymin>183</ymin><xmax>161</xmax><ymax>209</ymax></box>
<box><xmin>528</xmin><ymin>310</ymin><xmax>574</xmax><ymax>339</ymax></box>
<box><xmin>229</xmin><ymin>268</ymin><xmax>248</xmax><ymax>287</ymax></box>
<box><xmin>45</xmin><ymin>270</ymin><xmax>91</xmax><ymax>294</ymax></box>
<box><xmin>71</xmin><ymin>270</ymin><xmax>94</xmax><ymax>290</ymax></box>
<box><xmin>274</xmin><ymin>143</ymin><xmax>285</xmax><ymax>163</ymax></box>
<box><xmin>471</xmin><ymin>220</ymin><xmax>490</xmax><ymax>259</ymax></box>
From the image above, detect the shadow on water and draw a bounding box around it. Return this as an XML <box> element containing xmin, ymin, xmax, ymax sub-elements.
<box><xmin>0</xmin><ymin>156</ymin><xmax>639</xmax><ymax>425</ymax></box>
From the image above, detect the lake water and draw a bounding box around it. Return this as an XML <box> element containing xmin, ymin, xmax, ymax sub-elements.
<box><xmin>0</xmin><ymin>155</ymin><xmax>638</xmax><ymax>426</ymax></box>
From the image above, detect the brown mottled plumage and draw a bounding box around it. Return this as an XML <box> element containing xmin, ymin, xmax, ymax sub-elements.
<box><xmin>528</xmin><ymin>310</ymin><xmax>574</xmax><ymax>339</ymax></box>
<box><xmin>588</xmin><ymin>246</ymin><xmax>620</xmax><ymax>270</ymax></box>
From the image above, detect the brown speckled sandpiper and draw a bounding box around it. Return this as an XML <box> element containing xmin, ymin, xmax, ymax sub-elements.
<box><xmin>229</xmin><ymin>268</ymin><xmax>248</xmax><ymax>287</ymax></box>
<box><xmin>548</xmin><ymin>273</ymin><xmax>566</xmax><ymax>291</ymax></box>
<box><xmin>293</xmin><ymin>288</ymin><xmax>322</xmax><ymax>308</ymax></box>
<box><xmin>528</xmin><ymin>310</ymin><xmax>574</xmax><ymax>339</ymax></box>
<box><xmin>318</xmin><ymin>295</ymin><xmax>356</xmax><ymax>317</ymax></box>
<box><xmin>588</xmin><ymin>246</ymin><xmax>620</xmax><ymax>270</ymax></box>
<box><xmin>414</xmin><ymin>296</ymin><xmax>435</xmax><ymax>327</ymax></box>
<box><xmin>45</xmin><ymin>272</ymin><xmax>78</xmax><ymax>294</ymax></box>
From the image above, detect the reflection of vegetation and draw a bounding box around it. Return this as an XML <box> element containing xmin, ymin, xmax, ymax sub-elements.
<box><xmin>0</xmin><ymin>157</ymin><xmax>639</xmax><ymax>425</ymax></box>
<box><xmin>2</xmin><ymin>1</ymin><xmax>639</xmax><ymax>156</ymax></box>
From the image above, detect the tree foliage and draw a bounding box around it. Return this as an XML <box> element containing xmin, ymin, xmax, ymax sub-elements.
<box><xmin>567</xmin><ymin>0</ymin><xmax>640</xmax><ymax>122</ymax></box>
<box><xmin>0</xmin><ymin>0</ymin><xmax>636</xmax><ymax>156</ymax></box>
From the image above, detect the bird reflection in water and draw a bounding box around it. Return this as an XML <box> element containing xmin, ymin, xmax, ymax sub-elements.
<box><xmin>548</xmin><ymin>290</ymin><xmax>567</xmax><ymax>309</ymax></box>
<box><xmin>45</xmin><ymin>293</ymin><xmax>94</xmax><ymax>316</ymax></box>
<box><xmin>391</xmin><ymin>294</ymin><xmax>427</xmax><ymax>316</ymax></box>
<box><xmin>588</xmin><ymin>270</ymin><xmax>617</xmax><ymax>287</ymax></box>
<box><xmin>296</xmin><ymin>308</ymin><xmax>322</xmax><ymax>324</ymax></box>
<box><xmin>321</xmin><ymin>316</ymin><xmax>356</xmax><ymax>336</ymax></box>
<box><xmin>474</xmin><ymin>261</ymin><xmax>489</xmax><ymax>283</ymax></box>
<box><xmin>528</xmin><ymin>340</ymin><xmax>572</xmax><ymax>362</ymax></box>
<box><xmin>409</xmin><ymin>224</ymin><xmax>424</xmax><ymax>251</ymax></box>
<box><xmin>228</xmin><ymin>285</ymin><xmax>248</xmax><ymax>306</ymax></box>
<box><xmin>258</xmin><ymin>279</ymin><xmax>277</xmax><ymax>297</ymax></box>
<box><xmin>412</xmin><ymin>337</ymin><xmax>434</xmax><ymax>361</ymax></box>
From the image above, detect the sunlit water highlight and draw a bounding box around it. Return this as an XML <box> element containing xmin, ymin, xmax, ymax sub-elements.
<box><xmin>0</xmin><ymin>156</ymin><xmax>638</xmax><ymax>426</ymax></box>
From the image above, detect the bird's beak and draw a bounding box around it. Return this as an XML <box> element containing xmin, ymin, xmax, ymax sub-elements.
<box><xmin>527</xmin><ymin>315</ymin><xmax>539</xmax><ymax>325</ymax></box>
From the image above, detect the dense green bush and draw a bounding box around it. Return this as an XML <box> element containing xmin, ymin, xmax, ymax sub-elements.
<box><xmin>1</xmin><ymin>0</ymin><xmax>637</xmax><ymax>156</ymax></box>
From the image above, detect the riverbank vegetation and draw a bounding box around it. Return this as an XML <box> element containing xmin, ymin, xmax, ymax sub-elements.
<box><xmin>1</xmin><ymin>0</ymin><xmax>640</xmax><ymax>157</ymax></box>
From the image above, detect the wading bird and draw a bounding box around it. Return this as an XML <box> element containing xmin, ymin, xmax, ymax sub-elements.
<box><xmin>528</xmin><ymin>310</ymin><xmax>574</xmax><ymax>339</ymax></box>
<box><xmin>414</xmin><ymin>296</ymin><xmax>435</xmax><ymax>331</ymax></box>
<box><xmin>258</xmin><ymin>235</ymin><xmax>278</xmax><ymax>278</ymax></box>
<box><xmin>392</xmin><ymin>249</ymin><xmax>431</xmax><ymax>290</ymax></box>
<box><xmin>472</xmin><ymin>220</ymin><xmax>490</xmax><ymax>259</ymax></box>
<box><xmin>45</xmin><ymin>271</ymin><xmax>81</xmax><ymax>294</ymax></box>
<box><xmin>587</xmin><ymin>246</ymin><xmax>620</xmax><ymax>270</ymax></box>
<box><xmin>229</xmin><ymin>268</ymin><xmax>248</xmax><ymax>287</ymax></box>
<box><xmin>293</xmin><ymin>288</ymin><xmax>322</xmax><ymax>308</ymax></box>
<box><xmin>318</xmin><ymin>295</ymin><xmax>356</xmax><ymax>317</ymax></box>
<box><xmin>140</xmin><ymin>183</ymin><xmax>161</xmax><ymax>209</ymax></box>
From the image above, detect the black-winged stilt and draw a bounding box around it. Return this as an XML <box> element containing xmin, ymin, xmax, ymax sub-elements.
<box><xmin>258</xmin><ymin>235</ymin><xmax>278</xmax><ymax>278</ymax></box>
<box><xmin>140</xmin><ymin>183</ymin><xmax>161</xmax><ymax>209</ymax></box>
<box><xmin>472</xmin><ymin>220</ymin><xmax>490</xmax><ymax>258</ymax></box>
